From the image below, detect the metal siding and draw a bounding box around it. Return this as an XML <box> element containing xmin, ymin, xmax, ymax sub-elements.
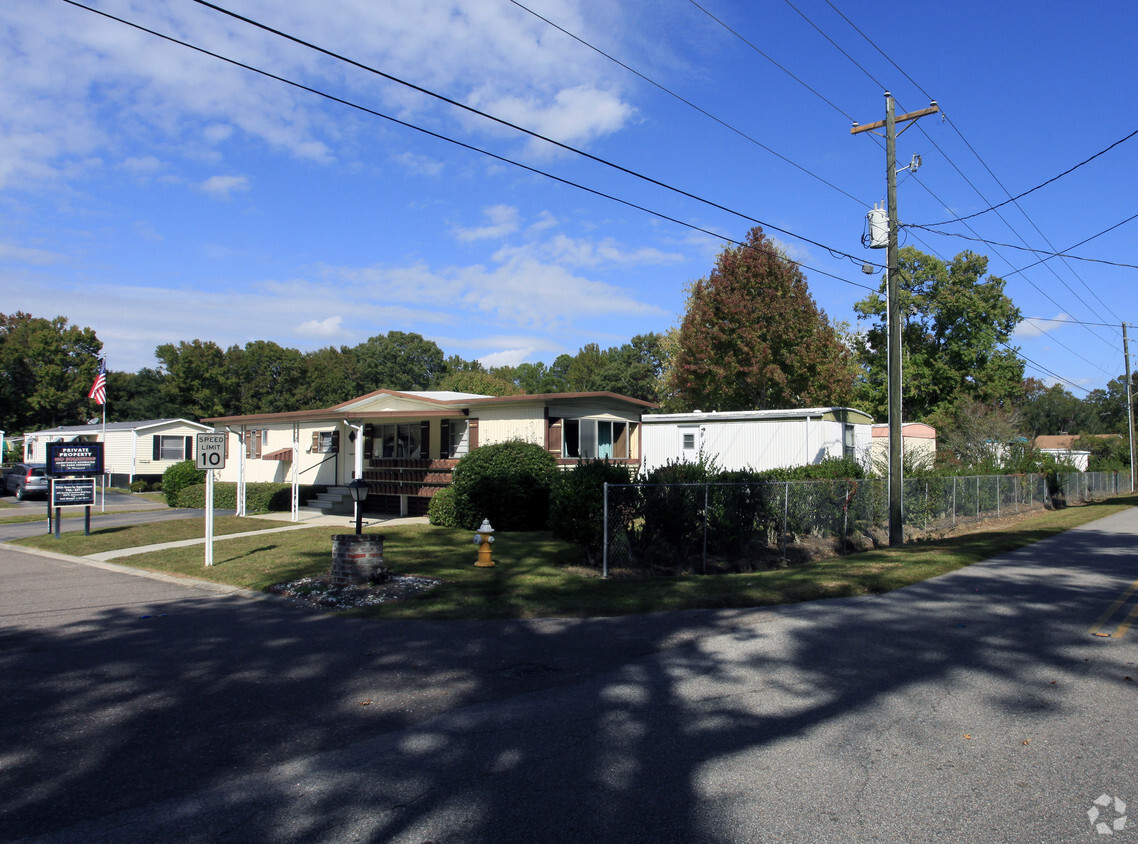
<box><xmin>477</xmin><ymin>406</ymin><xmax>545</xmax><ymax>446</ymax></box>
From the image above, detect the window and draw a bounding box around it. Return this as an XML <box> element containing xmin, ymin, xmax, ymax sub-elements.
<box><xmin>311</xmin><ymin>431</ymin><xmax>339</xmax><ymax>454</ymax></box>
<box><xmin>562</xmin><ymin>419</ymin><xmax>630</xmax><ymax>459</ymax></box>
<box><xmin>843</xmin><ymin>424</ymin><xmax>856</xmax><ymax>459</ymax></box>
<box><xmin>375</xmin><ymin>423</ymin><xmax>421</xmax><ymax>459</ymax></box>
<box><xmin>449</xmin><ymin>420</ymin><xmax>469</xmax><ymax>458</ymax></box>
<box><xmin>682</xmin><ymin>430</ymin><xmax>697</xmax><ymax>452</ymax></box>
<box><xmin>153</xmin><ymin>435</ymin><xmax>193</xmax><ymax>461</ymax></box>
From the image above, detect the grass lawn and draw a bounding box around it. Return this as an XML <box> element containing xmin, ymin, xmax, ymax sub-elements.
<box><xmin>14</xmin><ymin>516</ymin><xmax>284</xmax><ymax>556</ymax></box>
<box><xmin>9</xmin><ymin>495</ymin><xmax>1135</xmax><ymax>619</ymax></box>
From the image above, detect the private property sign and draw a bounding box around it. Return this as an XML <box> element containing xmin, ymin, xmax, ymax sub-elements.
<box><xmin>52</xmin><ymin>477</ymin><xmax>96</xmax><ymax>507</ymax></box>
<box><xmin>46</xmin><ymin>442</ymin><xmax>103</xmax><ymax>476</ymax></box>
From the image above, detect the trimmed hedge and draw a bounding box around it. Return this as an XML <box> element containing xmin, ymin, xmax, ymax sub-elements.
<box><xmin>427</xmin><ymin>485</ymin><xmax>460</xmax><ymax>527</ymax></box>
<box><xmin>175</xmin><ymin>482</ymin><xmax>319</xmax><ymax>513</ymax></box>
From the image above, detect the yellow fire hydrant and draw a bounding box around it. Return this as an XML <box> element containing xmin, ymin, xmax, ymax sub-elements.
<box><xmin>472</xmin><ymin>518</ymin><xmax>495</xmax><ymax>567</ymax></box>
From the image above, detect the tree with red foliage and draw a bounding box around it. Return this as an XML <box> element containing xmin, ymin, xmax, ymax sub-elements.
<box><xmin>669</xmin><ymin>227</ymin><xmax>854</xmax><ymax>411</ymax></box>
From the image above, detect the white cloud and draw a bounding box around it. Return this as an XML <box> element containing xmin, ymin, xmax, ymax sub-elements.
<box><xmin>478</xmin><ymin>347</ymin><xmax>535</xmax><ymax>368</ymax></box>
<box><xmin>393</xmin><ymin>151</ymin><xmax>444</xmax><ymax>177</ymax></box>
<box><xmin>200</xmin><ymin>175</ymin><xmax>249</xmax><ymax>198</ymax></box>
<box><xmin>0</xmin><ymin>241</ymin><xmax>66</xmax><ymax>265</ymax></box>
<box><xmin>453</xmin><ymin>204</ymin><xmax>520</xmax><ymax>242</ymax></box>
<box><xmin>297</xmin><ymin>315</ymin><xmax>345</xmax><ymax>338</ymax></box>
<box><xmin>1014</xmin><ymin>314</ymin><xmax>1070</xmax><ymax>339</ymax></box>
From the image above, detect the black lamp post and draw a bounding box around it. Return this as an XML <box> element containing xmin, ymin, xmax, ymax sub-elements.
<box><xmin>348</xmin><ymin>478</ymin><xmax>370</xmax><ymax>535</ymax></box>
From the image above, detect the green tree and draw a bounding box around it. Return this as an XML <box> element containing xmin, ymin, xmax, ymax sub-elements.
<box><xmin>0</xmin><ymin>312</ymin><xmax>102</xmax><ymax>432</ymax></box>
<box><xmin>298</xmin><ymin>346</ymin><xmax>359</xmax><ymax>408</ymax></box>
<box><xmin>493</xmin><ymin>361</ymin><xmax>570</xmax><ymax>394</ymax></box>
<box><xmin>352</xmin><ymin>331</ymin><xmax>446</xmax><ymax>392</ymax></box>
<box><xmin>435</xmin><ymin>370</ymin><xmax>522</xmax><ymax>396</ymax></box>
<box><xmin>1083</xmin><ymin>373</ymin><xmax>1137</xmax><ymax>435</ymax></box>
<box><xmin>669</xmin><ymin>227</ymin><xmax>854</xmax><ymax>411</ymax></box>
<box><xmin>854</xmin><ymin>248</ymin><xmax>1024</xmax><ymax>422</ymax></box>
<box><xmin>1017</xmin><ymin>378</ymin><xmax>1091</xmax><ymax>436</ymax></box>
<box><xmin>226</xmin><ymin>340</ymin><xmax>307</xmax><ymax>415</ymax></box>
<box><xmin>155</xmin><ymin>339</ymin><xmax>233</xmax><ymax>420</ymax></box>
<box><xmin>107</xmin><ymin>368</ymin><xmax>180</xmax><ymax>422</ymax></box>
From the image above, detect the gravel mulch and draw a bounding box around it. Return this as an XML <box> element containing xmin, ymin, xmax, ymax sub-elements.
<box><xmin>266</xmin><ymin>573</ymin><xmax>441</xmax><ymax>611</ymax></box>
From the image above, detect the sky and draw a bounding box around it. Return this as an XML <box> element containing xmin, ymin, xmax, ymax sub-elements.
<box><xmin>2</xmin><ymin>0</ymin><xmax>1136</xmax><ymax>399</ymax></box>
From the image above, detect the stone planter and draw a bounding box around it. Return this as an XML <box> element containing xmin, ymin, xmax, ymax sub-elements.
<box><xmin>331</xmin><ymin>534</ymin><xmax>386</xmax><ymax>586</ymax></box>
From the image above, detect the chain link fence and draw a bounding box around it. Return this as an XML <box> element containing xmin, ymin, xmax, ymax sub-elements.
<box><xmin>601</xmin><ymin>471</ymin><xmax>1132</xmax><ymax>577</ymax></box>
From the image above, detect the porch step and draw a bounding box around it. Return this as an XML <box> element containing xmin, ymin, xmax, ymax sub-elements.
<box><xmin>302</xmin><ymin>485</ymin><xmax>354</xmax><ymax>515</ymax></box>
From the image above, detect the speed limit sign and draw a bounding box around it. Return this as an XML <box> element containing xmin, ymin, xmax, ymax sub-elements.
<box><xmin>196</xmin><ymin>433</ymin><xmax>227</xmax><ymax>470</ymax></box>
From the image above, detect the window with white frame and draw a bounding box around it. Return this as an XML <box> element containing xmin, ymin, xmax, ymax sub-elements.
<box><xmin>153</xmin><ymin>435</ymin><xmax>192</xmax><ymax>461</ymax></box>
<box><xmin>449</xmin><ymin>420</ymin><xmax>469</xmax><ymax>458</ymax></box>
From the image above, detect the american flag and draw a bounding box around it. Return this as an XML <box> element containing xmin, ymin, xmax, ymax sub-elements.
<box><xmin>88</xmin><ymin>358</ymin><xmax>107</xmax><ymax>405</ymax></box>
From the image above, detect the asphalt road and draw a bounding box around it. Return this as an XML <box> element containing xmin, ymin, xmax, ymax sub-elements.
<box><xmin>2</xmin><ymin>508</ymin><xmax>1138</xmax><ymax>842</ymax></box>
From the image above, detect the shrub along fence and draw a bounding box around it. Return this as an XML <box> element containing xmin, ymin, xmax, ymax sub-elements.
<box><xmin>600</xmin><ymin>471</ymin><xmax>1132</xmax><ymax>577</ymax></box>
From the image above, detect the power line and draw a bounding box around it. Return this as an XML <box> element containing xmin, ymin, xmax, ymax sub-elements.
<box><xmin>184</xmin><ymin>0</ymin><xmax>878</xmax><ymax>270</ymax></box>
<box><xmin>809</xmin><ymin>0</ymin><xmax>1128</xmax><ymax>336</ymax></box>
<box><xmin>915</xmin><ymin>127</ymin><xmax>1138</xmax><ymax>227</ymax></box>
<box><xmin>684</xmin><ymin>0</ymin><xmax>855</xmax><ymax>122</ymax></box>
<box><xmin>904</xmin><ymin>213</ymin><xmax>1138</xmax><ymax>270</ymax></box>
<box><xmin>506</xmin><ymin>0</ymin><xmax>870</xmax><ymax>208</ymax></box>
<box><xmin>55</xmin><ymin>0</ymin><xmax>878</xmax><ymax>298</ymax></box>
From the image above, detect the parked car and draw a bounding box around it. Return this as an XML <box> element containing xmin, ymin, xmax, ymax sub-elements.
<box><xmin>2</xmin><ymin>463</ymin><xmax>49</xmax><ymax>500</ymax></box>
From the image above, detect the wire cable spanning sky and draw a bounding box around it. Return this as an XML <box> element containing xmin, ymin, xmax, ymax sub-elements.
<box><xmin>2</xmin><ymin>0</ymin><xmax>1135</xmax><ymax>395</ymax></box>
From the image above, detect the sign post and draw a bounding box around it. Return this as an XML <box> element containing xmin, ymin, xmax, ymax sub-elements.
<box><xmin>196</xmin><ymin>433</ymin><xmax>227</xmax><ymax>567</ymax></box>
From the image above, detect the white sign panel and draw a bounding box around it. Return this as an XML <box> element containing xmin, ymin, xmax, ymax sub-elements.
<box><xmin>196</xmin><ymin>433</ymin><xmax>227</xmax><ymax>470</ymax></box>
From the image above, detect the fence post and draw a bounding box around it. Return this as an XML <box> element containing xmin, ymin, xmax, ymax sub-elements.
<box><xmin>952</xmin><ymin>476</ymin><xmax>957</xmax><ymax>526</ymax></box>
<box><xmin>782</xmin><ymin>481</ymin><xmax>789</xmax><ymax>562</ymax></box>
<box><xmin>702</xmin><ymin>483</ymin><xmax>709</xmax><ymax>575</ymax></box>
<box><xmin>843</xmin><ymin>481</ymin><xmax>849</xmax><ymax>554</ymax></box>
<box><xmin>997</xmin><ymin>476</ymin><xmax>1001</xmax><ymax>517</ymax></box>
<box><xmin>602</xmin><ymin>482</ymin><xmax>609</xmax><ymax>579</ymax></box>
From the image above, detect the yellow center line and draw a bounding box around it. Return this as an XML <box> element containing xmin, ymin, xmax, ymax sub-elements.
<box><xmin>1114</xmin><ymin>599</ymin><xmax>1138</xmax><ymax>638</ymax></box>
<box><xmin>1089</xmin><ymin>579</ymin><xmax>1138</xmax><ymax>636</ymax></box>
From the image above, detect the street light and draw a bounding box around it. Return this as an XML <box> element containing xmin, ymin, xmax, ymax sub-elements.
<box><xmin>348</xmin><ymin>478</ymin><xmax>370</xmax><ymax>535</ymax></box>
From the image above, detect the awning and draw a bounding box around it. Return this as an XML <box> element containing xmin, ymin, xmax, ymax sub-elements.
<box><xmin>262</xmin><ymin>448</ymin><xmax>294</xmax><ymax>462</ymax></box>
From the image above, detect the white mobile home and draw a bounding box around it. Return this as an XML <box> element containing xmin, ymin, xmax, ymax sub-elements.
<box><xmin>204</xmin><ymin>389</ymin><xmax>653</xmax><ymax>518</ymax></box>
<box><xmin>640</xmin><ymin>407</ymin><xmax>874</xmax><ymax>474</ymax></box>
<box><xmin>22</xmin><ymin>419</ymin><xmax>214</xmax><ymax>486</ymax></box>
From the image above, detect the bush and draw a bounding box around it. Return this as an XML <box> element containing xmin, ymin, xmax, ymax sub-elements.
<box><xmin>450</xmin><ymin>440</ymin><xmax>560</xmax><ymax>531</ymax></box>
<box><xmin>549</xmin><ymin>459</ymin><xmax>633</xmax><ymax>565</ymax></box>
<box><xmin>130</xmin><ymin>479</ymin><xmax>150</xmax><ymax>493</ymax></box>
<box><xmin>428</xmin><ymin>486</ymin><xmax>460</xmax><ymax>527</ymax></box>
<box><xmin>162</xmin><ymin>460</ymin><xmax>205</xmax><ymax>507</ymax></box>
<box><xmin>175</xmin><ymin>482</ymin><xmax>318</xmax><ymax>513</ymax></box>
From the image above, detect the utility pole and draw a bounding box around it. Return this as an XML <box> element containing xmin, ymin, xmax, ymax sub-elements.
<box><xmin>1124</xmin><ymin>323</ymin><xmax>1135</xmax><ymax>490</ymax></box>
<box><xmin>853</xmin><ymin>93</ymin><xmax>939</xmax><ymax>546</ymax></box>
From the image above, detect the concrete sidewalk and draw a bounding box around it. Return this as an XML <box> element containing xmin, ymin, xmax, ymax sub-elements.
<box><xmin>84</xmin><ymin>510</ymin><xmax>429</xmax><ymax>561</ymax></box>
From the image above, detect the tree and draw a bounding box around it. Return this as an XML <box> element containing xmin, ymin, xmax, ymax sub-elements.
<box><xmin>929</xmin><ymin>396</ymin><xmax>1025</xmax><ymax>469</ymax></box>
<box><xmin>226</xmin><ymin>340</ymin><xmax>307</xmax><ymax>415</ymax></box>
<box><xmin>107</xmin><ymin>368</ymin><xmax>180</xmax><ymax>422</ymax></box>
<box><xmin>1017</xmin><ymin>378</ymin><xmax>1092</xmax><ymax>436</ymax></box>
<box><xmin>435</xmin><ymin>370</ymin><xmax>521</xmax><ymax>396</ymax></box>
<box><xmin>351</xmin><ymin>331</ymin><xmax>446</xmax><ymax>393</ymax></box>
<box><xmin>854</xmin><ymin>248</ymin><xmax>1023</xmax><ymax>422</ymax></box>
<box><xmin>0</xmin><ymin>312</ymin><xmax>102</xmax><ymax>432</ymax></box>
<box><xmin>1083</xmin><ymin>373</ymin><xmax>1137</xmax><ymax>435</ymax></box>
<box><xmin>155</xmin><ymin>339</ymin><xmax>233</xmax><ymax>420</ymax></box>
<box><xmin>298</xmin><ymin>346</ymin><xmax>359</xmax><ymax>409</ymax></box>
<box><xmin>669</xmin><ymin>227</ymin><xmax>854</xmax><ymax>411</ymax></box>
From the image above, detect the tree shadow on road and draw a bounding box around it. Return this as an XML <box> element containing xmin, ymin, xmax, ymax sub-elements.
<box><xmin>3</xmin><ymin>510</ymin><xmax>1138</xmax><ymax>841</ymax></box>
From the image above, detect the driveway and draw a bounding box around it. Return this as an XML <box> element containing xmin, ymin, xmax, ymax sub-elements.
<box><xmin>2</xmin><ymin>508</ymin><xmax>1138</xmax><ymax>842</ymax></box>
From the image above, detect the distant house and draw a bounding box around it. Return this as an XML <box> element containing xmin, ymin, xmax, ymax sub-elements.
<box><xmin>22</xmin><ymin>419</ymin><xmax>215</xmax><ymax>486</ymax></box>
<box><xmin>640</xmin><ymin>407</ymin><xmax>874</xmax><ymax>474</ymax></box>
<box><xmin>203</xmin><ymin>389</ymin><xmax>654</xmax><ymax>517</ymax></box>
<box><xmin>869</xmin><ymin>422</ymin><xmax>938</xmax><ymax>469</ymax></box>
<box><xmin>1032</xmin><ymin>433</ymin><xmax>1121</xmax><ymax>472</ymax></box>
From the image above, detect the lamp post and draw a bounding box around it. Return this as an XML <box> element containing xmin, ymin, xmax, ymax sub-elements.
<box><xmin>348</xmin><ymin>478</ymin><xmax>370</xmax><ymax>535</ymax></box>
